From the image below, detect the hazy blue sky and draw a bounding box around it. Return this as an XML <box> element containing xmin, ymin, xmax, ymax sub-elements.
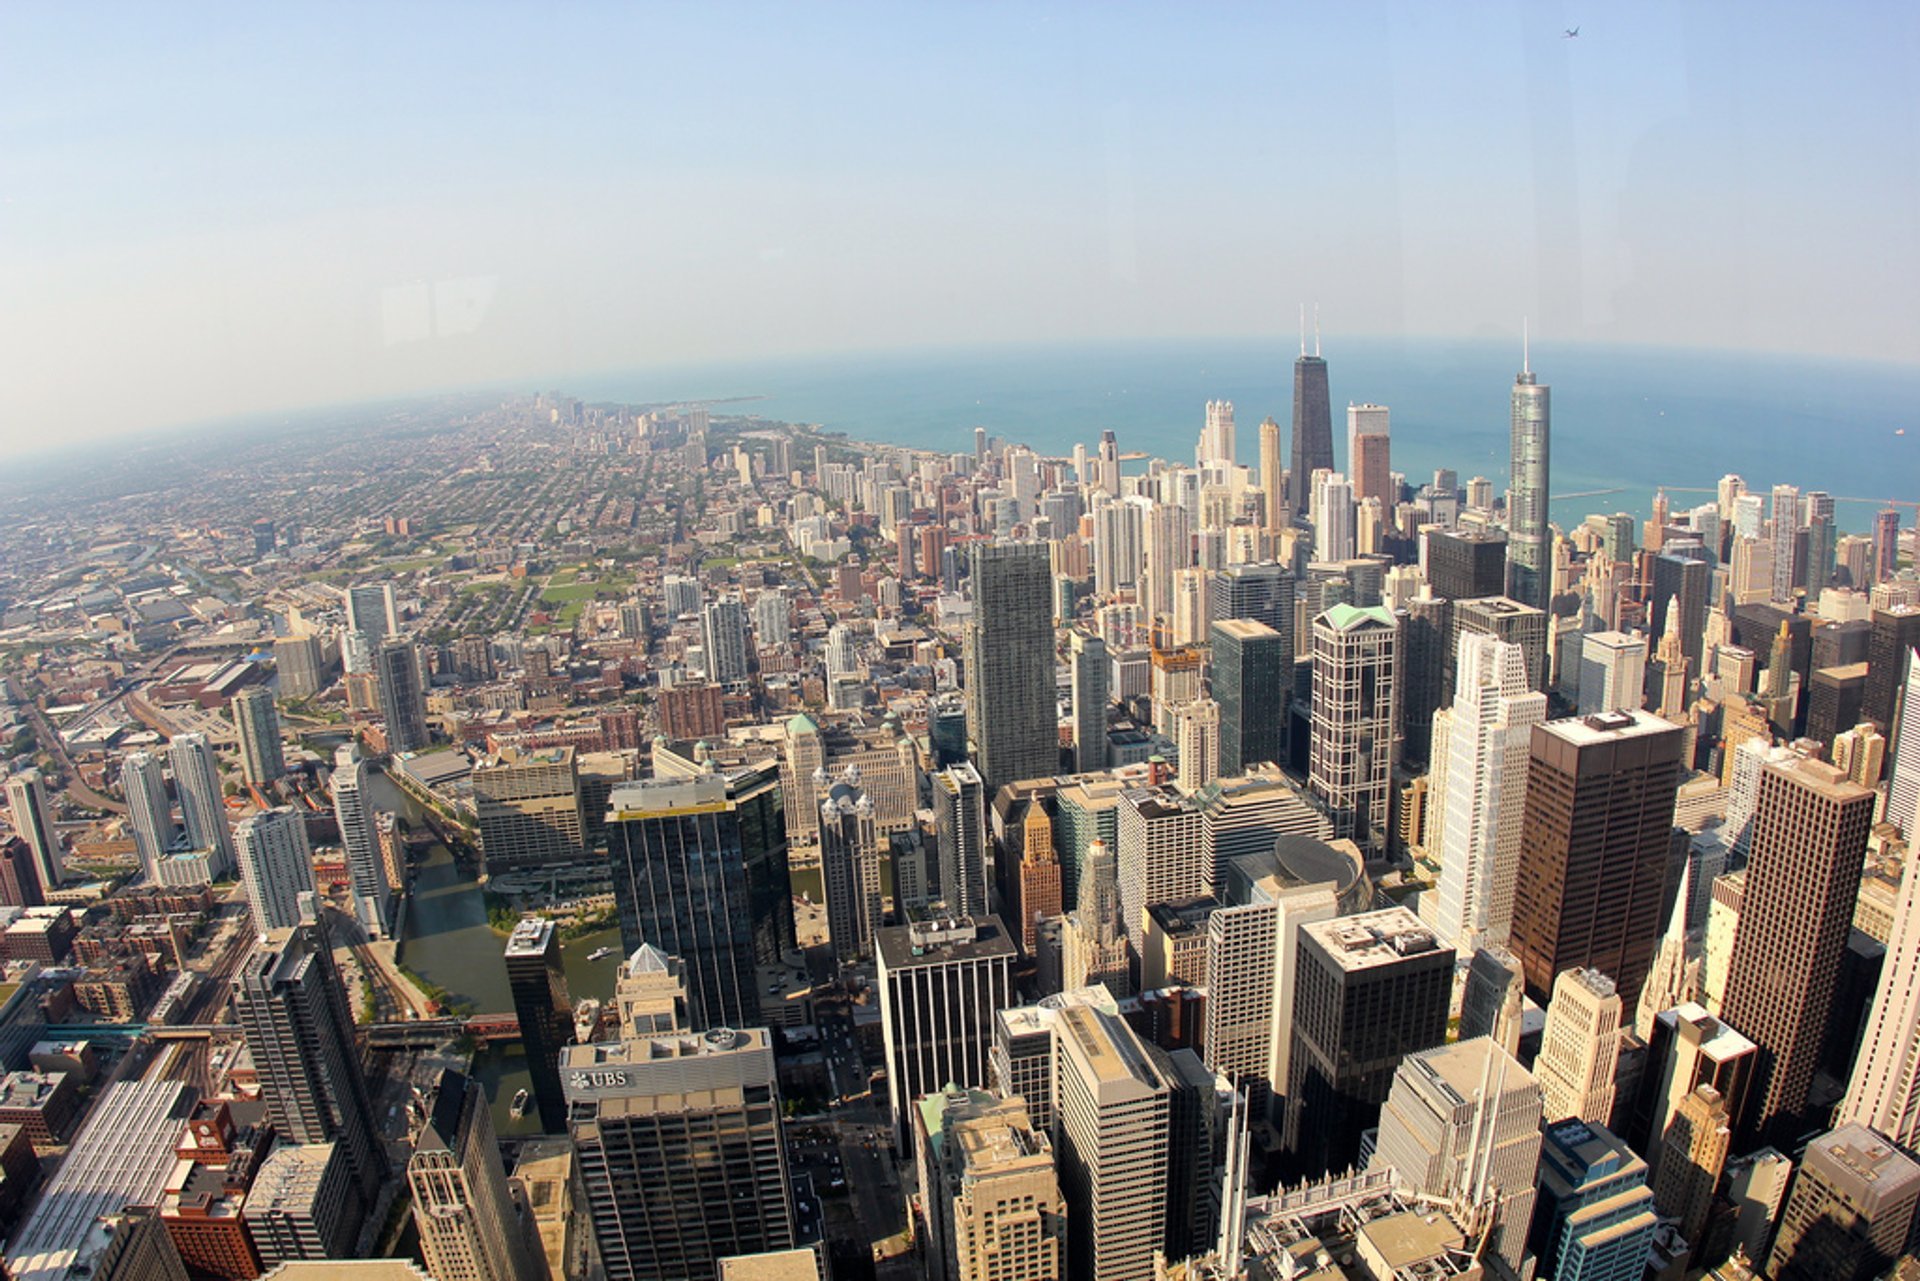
<box><xmin>3</xmin><ymin>1</ymin><xmax>1917</xmax><ymax>449</ymax></box>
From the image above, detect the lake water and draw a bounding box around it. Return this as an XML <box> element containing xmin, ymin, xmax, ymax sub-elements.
<box><xmin>572</xmin><ymin>337</ymin><xmax>1920</xmax><ymax>534</ymax></box>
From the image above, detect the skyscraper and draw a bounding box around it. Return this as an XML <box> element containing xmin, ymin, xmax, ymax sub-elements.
<box><xmin>916</xmin><ymin>1089</ymin><xmax>1067</xmax><ymax>1281</ymax></box>
<box><xmin>933</xmin><ymin>763</ymin><xmax>988</xmax><ymax>917</ymax></box>
<box><xmin>1535</xmin><ymin>967</ymin><xmax>1623</xmax><ymax>1125</ymax></box>
<box><xmin>1053</xmin><ymin>1004</ymin><xmax>1175</xmax><ymax>1281</ymax></box>
<box><xmin>818</xmin><ymin>770</ymin><xmax>882</xmax><ymax>965</ymax></box>
<box><xmin>605</xmin><ymin>764</ymin><xmax>793</xmax><ymax>1033</ymax></box>
<box><xmin>1864</xmin><ymin>605</ymin><xmax>1920</xmax><ymax>733</ymax></box>
<box><xmin>962</xmin><ymin>541</ymin><xmax>1058</xmax><ymax>794</ymax></box>
<box><xmin>1528</xmin><ymin>1120</ymin><xmax>1657</xmax><ymax>1281</ymax></box>
<box><xmin>1426</xmin><ymin>527</ymin><xmax>1509</xmax><ymax>603</ymax></box>
<box><xmin>344</xmin><ymin>582</ymin><xmax>399</xmax><ymax>644</ymax></box>
<box><xmin>1505</xmin><ymin>340</ymin><xmax>1551</xmax><ymax>613</ymax></box>
<box><xmin>1172</xmin><ymin>697</ymin><xmax>1219</xmax><ymax>793</ymax></box>
<box><xmin>875</xmin><ymin>916</ymin><xmax>1017</xmax><ymax>1150</ymax></box>
<box><xmin>169</xmin><ymin>733</ymin><xmax>233</xmax><ymax>875</ymax></box>
<box><xmin>230</xmin><ymin>687</ymin><xmax>286</xmax><ymax>789</ymax></box>
<box><xmin>1371</xmin><ymin>1036</ymin><xmax>1544</xmax><ymax>1275</ymax></box>
<box><xmin>1510</xmin><ymin>710</ymin><xmax>1685</xmax><ymax>1022</ymax></box>
<box><xmin>1259</xmin><ymin>416</ymin><xmax>1286</xmax><ymax>531</ymax></box>
<box><xmin>1427</xmin><ymin>634</ymin><xmax>1546</xmax><ymax>950</ymax></box>
<box><xmin>1769</xmin><ymin>483</ymin><xmax>1801</xmax><ymax>604</ymax></box>
<box><xmin>1650</xmin><ymin>1084</ymin><xmax>1731</xmax><ymax>1257</ymax></box>
<box><xmin>1069</xmin><ymin>630</ymin><xmax>1109</xmax><ymax>773</ymax></box>
<box><xmin>374</xmin><ymin>636</ymin><xmax>429</xmax><ymax>754</ymax></box>
<box><xmin>1202</xmin><ymin>845</ymin><xmax>1348</xmax><ymax>1117</ymax></box>
<box><xmin>1211</xmin><ymin>618</ymin><xmax>1288</xmax><ymax>775</ymax></box>
<box><xmin>701</xmin><ymin>595</ymin><xmax>751</xmax><ymax>684</ymax></box>
<box><xmin>274</xmin><ymin>633</ymin><xmax>326</xmax><ymax>699</ymax></box>
<box><xmin>1285</xmin><ymin>908</ymin><xmax>1453</xmax><ymax>1177</ymax></box>
<box><xmin>1287</xmin><ymin>330</ymin><xmax>1334</xmax><ymax>517</ymax></box>
<box><xmin>3</xmin><ymin>769</ymin><xmax>62</xmax><ymax>894</ymax></box>
<box><xmin>1887</xmin><ymin>648</ymin><xmax>1919</xmax><ymax>839</ymax></box>
<box><xmin>1767</xmin><ymin>1124</ymin><xmax>1920</xmax><ymax>1281</ymax></box>
<box><xmin>330</xmin><ymin>747</ymin><xmax>392</xmax><ymax>938</ymax></box>
<box><xmin>564</xmin><ymin>1028</ymin><xmax>796</xmax><ymax>1281</ymax></box>
<box><xmin>235</xmin><ymin>808</ymin><xmax>318</xmax><ymax>934</ymax></box>
<box><xmin>505</xmin><ymin>916</ymin><xmax>573</xmax><ymax>1134</ymax></box>
<box><xmin>1199</xmin><ymin>397</ymin><xmax>1235</xmax><ymax>467</ymax></box>
<box><xmin>1577</xmin><ymin>631</ymin><xmax>1648</xmax><ymax>716</ymax></box>
<box><xmin>1308</xmin><ymin>604</ymin><xmax>1400</xmax><ymax>853</ymax></box>
<box><xmin>1721</xmin><ymin>756</ymin><xmax>1876</xmax><ymax>1144</ymax></box>
<box><xmin>408</xmin><ymin>1070</ymin><xmax>534</xmax><ymax>1281</ymax></box>
<box><xmin>233</xmin><ymin>916</ymin><xmax>386</xmax><ymax>1203</ymax></box>
<box><xmin>121</xmin><ymin>751</ymin><xmax>177</xmax><ymax>878</ymax></box>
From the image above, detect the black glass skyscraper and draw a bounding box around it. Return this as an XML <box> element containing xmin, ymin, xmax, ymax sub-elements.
<box><xmin>605</xmin><ymin>763</ymin><xmax>792</xmax><ymax>1032</ymax></box>
<box><xmin>1212</xmin><ymin>618</ymin><xmax>1288</xmax><ymax>775</ymax></box>
<box><xmin>505</xmin><ymin>915</ymin><xmax>573</xmax><ymax>1133</ymax></box>
<box><xmin>1288</xmin><ymin>348</ymin><xmax>1334</xmax><ymax>517</ymax></box>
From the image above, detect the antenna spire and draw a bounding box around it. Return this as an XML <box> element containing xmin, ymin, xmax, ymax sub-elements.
<box><xmin>1299</xmin><ymin>304</ymin><xmax>1306</xmax><ymax>358</ymax></box>
<box><xmin>1523</xmin><ymin>316</ymin><xmax>1531</xmax><ymax>375</ymax></box>
<box><xmin>1313</xmin><ymin>303</ymin><xmax>1321</xmax><ymax>358</ymax></box>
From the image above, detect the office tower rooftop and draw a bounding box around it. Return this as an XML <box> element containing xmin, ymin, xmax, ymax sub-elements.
<box><xmin>562</xmin><ymin>1027</ymin><xmax>795</xmax><ymax>1281</ymax></box>
<box><xmin>1372</xmin><ymin>1036</ymin><xmax>1543</xmax><ymax>1274</ymax></box>
<box><xmin>1768</xmin><ymin>1123</ymin><xmax>1920</xmax><ymax>1281</ymax></box>
<box><xmin>875</xmin><ymin>915</ymin><xmax>1017</xmax><ymax>1151</ymax></box>
<box><xmin>504</xmin><ymin>916</ymin><xmax>572</xmax><ymax>1134</ymax></box>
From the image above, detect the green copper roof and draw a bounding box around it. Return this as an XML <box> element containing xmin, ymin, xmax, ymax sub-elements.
<box><xmin>1320</xmin><ymin>603</ymin><xmax>1396</xmax><ymax>631</ymax></box>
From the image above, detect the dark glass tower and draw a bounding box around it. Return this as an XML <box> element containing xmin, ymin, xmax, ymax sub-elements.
<box><xmin>233</xmin><ymin>916</ymin><xmax>386</xmax><ymax>1204</ymax></box>
<box><xmin>1211</xmin><ymin>618</ymin><xmax>1288</xmax><ymax>774</ymax></box>
<box><xmin>505</xmin><ymin>915</ymin><xmax>574</xmax><ymax>1134</ymax></box>
<box><xmin>1506</xmin><ymin>343</ymin><xmax>1552</xmax><ymax>612</ymax></box>
<box><xmin>1287</xmin><ymin>346</ymin><xmax>1334</xmax><ymax>517</ymax></box>
<box><xmin>1209</xmin><ymin>561</ymin><xmax>1296</xmax><ymax>658</ymax></box>
<box><xmin>962</xmin><ymin>541</ymin><xmax>1059</xmax><ymax>793</ymax></box>
<box><xmin>605</xmin><ymin>763</ymin><xmax>792</xmax><ymax>1032</ymax></box>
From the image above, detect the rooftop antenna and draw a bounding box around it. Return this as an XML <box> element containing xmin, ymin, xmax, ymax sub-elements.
<box><xmin>1299</xmin><ymin>303</ymin><xmax>1307</xmax><ymax>358</ymax></box>
<box><xmin>1313</xmin><ymin>303</ymin><xmax>1322</xmax><ymax>358</ymax></box>
<box><xmin>1523</xmin><ymin>316</ymin><xmax>1531</xmax><ymax>376</ymax></box>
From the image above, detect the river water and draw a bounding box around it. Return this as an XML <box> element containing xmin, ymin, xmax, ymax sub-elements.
<box><xmin>365</xmin><ymin>771</ymin><xmax>622</xmax><ymax>1139</ymax></box>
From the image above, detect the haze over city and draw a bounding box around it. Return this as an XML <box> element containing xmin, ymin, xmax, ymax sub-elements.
<box><xmin>5</xmin><ymin>1</ymin><xmax>1920</xmax><ymax>451</ymax></box>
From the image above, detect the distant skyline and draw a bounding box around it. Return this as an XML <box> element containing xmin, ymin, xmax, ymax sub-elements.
<box><xmin>4</xmin><ymin>1</ymin><xmax>1918</xmax><ymax>450</ymax></box>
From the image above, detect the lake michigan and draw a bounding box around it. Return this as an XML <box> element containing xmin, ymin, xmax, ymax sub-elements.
<box><xmin>572</xmin><ymin>337</ymin><xmax>1919</xmax><ymax>535</ymax></box>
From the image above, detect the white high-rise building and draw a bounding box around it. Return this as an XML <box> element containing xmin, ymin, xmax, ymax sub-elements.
<box><xmin>1115</xmin><ymin>788</ymin><xmax>1205</xmax><ymax>949</ymax></box>
<box><xmin>818</xmin><ymin>771</ymin><xmax>882</xmax><ymax>966</ymax></box>
<box><xmin>1841</xmin><ymin>776</ymin><xmax>1920</xmax><ymax>1145</ymax></box>
<box><xmin>1054</xmin><ymin>1004</ymin><xmax>1173</xmax><ymax>1281</ymax></box>
<box><xmin>1202</xmin><ymin>850</ymin><xmax>1345</xmax><ymax>1114</ymax></box>
<box><xmin>331</xmin><ymin>747</ymin><xmax>392</xmax><ymax>938</ymax></box>
<box><xmin>1199</xmin><ymin>399</ymin><xmax>1236</xmax><ymax>469</ymax></box>
<box><xmin>1535</xmin><ymin>967</ymin><xmax>1623</xmax><ymax>1124</ymax></box>
<box><xmin>1172</xmin><ymin>698</ymin><xmax>1220</xmax><ymax>795</ymax></box>
<box><xmin>1428</xmin><ymin>635</ymin><xmax>1547</xmax><ymax>950</ymax></box>
<box><xmin>3</xmin><ymin>768</ymin><xmax>62</xmax><ymax>893</ymax></box>
<box><xmin>1887</xmin><ymin>649</ymin><xmax>1919</xmax><ymax>839</ymax></box>
<box><xmin>1141</xmin><ymin>500</ymin><xmax>1192</xmax><ymax>624</ymax></box>
<box><xmin>1578</xmin><ymin>631</ymin><xmax>1648</xmax><ymax>716</ymax></box>
<box><xmin>170</xmin><ymin>733</ymin><xmax>234</xmax><ymax>876</ymax></box>
<box><xmin>1769</xmin><ymin>484</ymin><xmax>1799</xmax><ymax>604</ymax></box>
<box><xmin>1312</xmin><ymin>472</ymin><xmax>1355</xmax><ymax>562</ymax></box>
<box><xmin>236</xmin><ymin>808</ymin><xmax>318</xmax><ymax>934</ymax></box>
<box><xmin>875</xmin><ymin>916</ymin><xmax>1018</xmax><ymax>1152</ymax></box>
<box><xmin>1371</xmin><ymin>1036</ymin><xmax>1544</xmax><ymax>1275</ymax></box>
<box><xmin>1092</xmin><ymin>497</ymin><xmax>1146</xmax><ymax>598</ymax></box>
<box><xmin>122</xmin><ymin>751</ymin><xmax>176</xmax><ymax>877</ymax></box>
